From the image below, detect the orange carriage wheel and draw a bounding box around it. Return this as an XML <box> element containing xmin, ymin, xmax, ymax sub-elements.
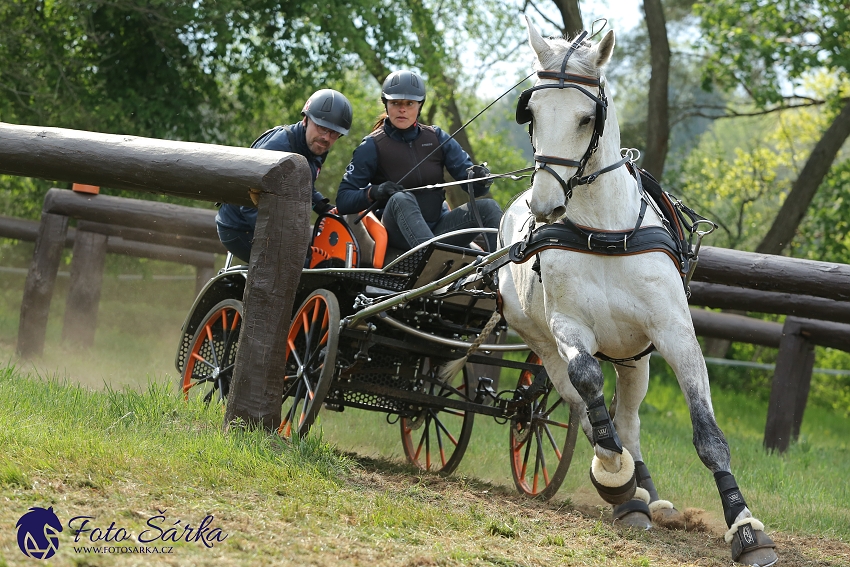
<box><xmin>510</xmin><ymin>352</ymin><xmax>580</xmax><ymax>500</ymax></box>
<box><xmin>182</xmin><ymin>299</ymin><xmax>243</xmax><ymax>405</ymax></box>
<box><xmin>278</xmin><ymin>289</ymin><xmax>340</xmax><ymax>440</ymax></box>
<box><xmin>400</xmin><ymin>365</ymin><xmax>475</xmax><ymax>475</ymax></box>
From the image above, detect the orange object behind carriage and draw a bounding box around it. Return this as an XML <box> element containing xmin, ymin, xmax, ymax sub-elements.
<box><xmin>308</xmin><ymin>212</ymin><xmax>388</xmax><ymax>269</ymax></box>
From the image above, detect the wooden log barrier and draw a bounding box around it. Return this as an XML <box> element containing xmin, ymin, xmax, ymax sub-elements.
<box><xmin>76</xmin><ymin>220</ymin><xmax>225</xmax><ymax>255</ymax></box>
<box><xmin>688</xmin><ymin>308</ymin><xmax>782</xmax><ymax>347</ymax></box>
<box><xmin>0</xmin><ymin>122</ymin><xmax>311</xmax><ymax>432</ymax></box>
<box><xmin>0</xmin><ymin>214</ymin><xmax>218</xmax><ymax>267</ymax></box>
<box><xmin>688</xmin><ymin>308</ymin><xmax>850</xmax><ymax>352</ymax></box>
<box><xmin>763</xmin><ymin>318</ymin><xmax>816</xmax><ymax>453</ymax></box>
<box><xmin>16</xmin><ymin>213</ymin><xmax>69</xmax><ymax>358</ymax></box>
<box><xmin>688</xmin><ymin>282</ymin><xmax>850</xmax><ymax>325</ymax></box>
<box><xmin>0</xmin><ymin>214</ymin><xmax>218</xmax><ymax>343</ymax></box>
<box><xmin>694</xmin><ymin>246</ymin><xmax>850</xmax><ymax>302</ymax></box>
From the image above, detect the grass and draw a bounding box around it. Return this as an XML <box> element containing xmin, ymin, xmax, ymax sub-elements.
<box><xmin>317</xmin><ymin>369</ymin><xmax>850</xmax><ymax>540</ymax></box>
<box><xmin>1</xmin><ymin>243</ymin><xmax>849</xmax><ymax>565</ymax></box>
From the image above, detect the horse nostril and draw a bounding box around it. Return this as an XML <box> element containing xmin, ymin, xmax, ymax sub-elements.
<box><xmin>552</xmin><ymin>205</ymin><xmax>566</xmax><ymax>220</ymax></box>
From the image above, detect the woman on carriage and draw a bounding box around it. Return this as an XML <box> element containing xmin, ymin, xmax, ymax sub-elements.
<box><xmin>336</xmin><ymin>70</ymin><xmax>502</xmax><ymax>252</ymax></box>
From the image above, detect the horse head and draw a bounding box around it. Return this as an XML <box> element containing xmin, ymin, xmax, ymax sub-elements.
<box><xmin>519</xmin><ymin>17</ymin><xmax>618</xmax><ymax>224</ymax></box>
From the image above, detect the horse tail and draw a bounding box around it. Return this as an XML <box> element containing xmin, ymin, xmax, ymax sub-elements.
<box><xmin>437</xmin><ymin>310</ymin><xmax>502</xmax><ymax>381</ymax></box>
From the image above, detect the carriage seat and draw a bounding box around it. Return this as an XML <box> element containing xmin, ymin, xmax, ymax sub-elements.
<box><xmin>310</xmin><ymin>211</ymin><xmax>484</xmax><ymax>271</ymax></box>
<box><xmin>308</xmin><ymin>212</ymin><xmax>389</xmax><ymax>269</ymax></box>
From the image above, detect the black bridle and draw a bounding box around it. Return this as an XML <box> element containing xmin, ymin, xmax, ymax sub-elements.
<box><xmin>516</xmin><ymin>31</ymin><xmax>627</xmax><ymax>202</ymax></box>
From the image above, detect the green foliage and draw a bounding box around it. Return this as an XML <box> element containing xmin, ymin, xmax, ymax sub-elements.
<box><xmin>675</xmin><ymin>115</ymin><xmax>791</xmax><ymax>250</ymax></box>
<box><xmin>674</xmin><ymin>83</ymin><xmax>850</xmax><ymax>255</ymax></box>
<box><xmin>795</xmin><ymin>158</ymin><xmax>850</xmax><ymax>263</ymax></box>
<box><xmin>696</xmin><ymin>0</ymin><xmax>850</xmax><ymax>106</ymax></box>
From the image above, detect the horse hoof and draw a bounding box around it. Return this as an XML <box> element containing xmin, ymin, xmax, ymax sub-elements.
<box><xmin>615</xmin><ymin>511</ymin><xmax>652</xmax><ymax>530</ymax></box>
<box><xmin>737</xmin><ymin>546</ymin><xmax>778</xmax><ymax>567</ymax></box>
<box><xmin>649</xmin><ymin>501</ymin><xmax>687</xmax><ymax>530</ymax></box>
<box><xmin>729</xmin><ymin>523</ymin><xmax>777</xmax><ymax>566</ymax></box>
<box><xmin>613</xmin><ymin>497</ymin><xmax>652</xmax><ymax>530</ymax></box>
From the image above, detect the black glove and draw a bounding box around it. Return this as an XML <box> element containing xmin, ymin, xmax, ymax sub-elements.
<box><xmin>467</xmin><ymin>163</ymin><xmax>493</xmax><ymax>196</ymax></box>
<box><xmin>313</xmin><ymin>198</ymin><xmax>334</xmax><ymax>215</ymax></box>
<box><xmin>369</xmin><ymin>181</ymin><xmax>403</xmax><ymax>204</ymax></box>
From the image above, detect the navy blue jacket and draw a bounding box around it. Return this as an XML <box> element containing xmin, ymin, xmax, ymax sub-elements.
<box><xmin>216</xmin><ymin>121</ymin><xmax>327</xmax><ymax>232</ymax></box>
<box><xmin>336</xmin><ymin>119</ymin><xmax>474</xmax><ymax>221</ymax></box>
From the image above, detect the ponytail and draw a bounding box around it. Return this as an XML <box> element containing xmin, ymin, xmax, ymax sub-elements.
<box><xmin>371</xmin><ymin>113</ymin><xmax>388</xmax><ymax>132</ymax></box>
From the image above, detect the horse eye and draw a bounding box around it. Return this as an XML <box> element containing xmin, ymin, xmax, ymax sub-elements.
<box><xmin>579</xmin><ymin>116</ymin><xmax>592</xmax><ymax>126</ymax></box>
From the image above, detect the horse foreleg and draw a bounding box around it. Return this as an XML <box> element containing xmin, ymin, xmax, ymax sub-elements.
<box><xmin>549</xmin><ymin>316</ymin><xmax>636</xmax><ymax>505</ymax></box>
<box><xmin>658</xmin><ymin>330</ymin><xmax>777</xmax><ymax>565</ymax></box>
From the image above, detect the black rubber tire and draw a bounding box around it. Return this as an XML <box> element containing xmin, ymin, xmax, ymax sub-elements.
<box><xmin>278</xmin><ymin>289</ymin><xmax>340</xmax><ymax>439</ymax></box>
<box><xmin>181</xmin><ymin>299</ymin><xmax>243</xmax><ymax>405</ymax></box>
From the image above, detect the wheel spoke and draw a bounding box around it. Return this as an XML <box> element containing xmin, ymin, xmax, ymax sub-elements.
<box><xmin>431</xmin><ymin>412</ymin><xmax>460</xmax><ymax>447</ymax></box>
<box><xmin>537</xmin><ymin>417</ymin><xmax>570</xmax><ymax>429</ymax></box>
<box><xmin>414</xmin><ymin>423</ymin><xmax>426</xmax><ymax>461</ymax></box>
<box><xmin>425</xmin><ymin>415</ymin><xmax>431</xmax><ymax>470</ymax></box>
<box><xmin>190</xmin><ymin>352</ymin><xmax>216</xmax><ymax>370</ymax></box>
<box><xmin>433</xmin><ymin>421</ymin><xmax>448</xmax><ymax>467</ymax></box>
<box><xmin>535</xmin><ymin>426</ymin><xmax>550</xmax><ymax>486</ymax></box>
<box><xmin>203</xmin><ymin>324</ymin><xmax>220</xmax><ymax>368</ymax></box>
<box><xmin>288</xmin><ymin>339</ymin><xmax>303</xmax><ymax>368</ymax></box>
<box><xmin>543</xmin><ymin>423</ymin><xmax>563</xmax><ymax>460</ymax></box>
<box><xmin>301</xmin><ymin>309</ymin><xmax>313</xmax><ymax>354</ymax></box>
<box><xmin>542</xmin><ymin>395</ymin><xmax>564</xmax><ymax>418</ymax></box>
<box><xmin>521</xmin><ymin>428</ymin><xmax>533</xmax><ymax>478</ymax></box>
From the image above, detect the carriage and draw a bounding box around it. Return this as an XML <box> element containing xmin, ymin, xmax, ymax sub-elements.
<box><xmin>175</xmin><ymin>211</ymin><xmax>580</xmax><ymax>500</ymax></box>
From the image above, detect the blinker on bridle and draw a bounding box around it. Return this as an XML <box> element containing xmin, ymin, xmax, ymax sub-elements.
<box><xmin>516</xmin><ymin>30</ymin><xmax>627</xmax><ymax>201</ymax></box>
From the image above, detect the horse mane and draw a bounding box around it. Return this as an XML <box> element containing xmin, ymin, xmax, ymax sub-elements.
<box><xmin>533</xmin><ymin>34</ymin><xmax>599</xmax><ymax>77</ymax></box>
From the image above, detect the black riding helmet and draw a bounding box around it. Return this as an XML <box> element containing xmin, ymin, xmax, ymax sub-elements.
<box><xmin>381</xmin><ymin>70</ymin><xmax>427</xmax><ymax>103</ymax></box>
<box><xmin>302</xmin><ymin>89</ymin><xmax>353</xmax><ymax>136</ymax></box>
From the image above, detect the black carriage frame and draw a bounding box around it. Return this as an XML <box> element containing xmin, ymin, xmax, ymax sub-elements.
<box><xmin>176</xmin><ymin>218</ymin><xmax>580</xmax><ymax>498</ymax></box>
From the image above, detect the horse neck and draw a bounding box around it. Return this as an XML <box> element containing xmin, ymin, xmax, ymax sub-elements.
<box><xmin>564</xmin><ymin>137</ymin><xmax>645</xmax><ymax>230</ymax></box>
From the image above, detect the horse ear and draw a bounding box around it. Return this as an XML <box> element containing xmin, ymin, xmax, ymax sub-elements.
<box><xmin>525</xmin><ymin>15</ymin><xmax>552</xmax><ymax>62</ymax></box>
<box><xmin>593</xmin><ymin>29</ymin><xmax>616</xmax><ymax>68</ymax></box>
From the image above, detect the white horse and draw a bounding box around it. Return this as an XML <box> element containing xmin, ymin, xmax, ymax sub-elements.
<box><xmin>497</xmin><ymin>18</ymin><xmax>777</xmax><ymax>566</ymax></box>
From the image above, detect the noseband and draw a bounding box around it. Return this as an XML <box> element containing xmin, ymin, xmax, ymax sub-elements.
<box><xmin>516</xmin><ymin>31</ymin><xmax>627</xmax><ymax>201</ymax></box>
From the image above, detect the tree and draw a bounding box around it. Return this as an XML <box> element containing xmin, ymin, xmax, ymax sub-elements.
<box><xmin>697</xmin><ymin>0</ymin><xmax>850</xmax><ymax>255</ymax></box>
<box><xmin>641</xmin><ymin>0</ymin><xmax>671</xmax><ymax>178</ymax></box>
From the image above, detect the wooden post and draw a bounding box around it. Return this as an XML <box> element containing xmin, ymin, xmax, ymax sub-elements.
<box><xmin>62</xmin><ymin>230</ymin><xmax>108</xmax><ymax>347</ymax></box>
<box><xmin>17</xmin><ymin>213</ymin><xmax>70</xmax><ymax>357</ymax></box>
<box><xmin>224</xmin><ymin>157</ymin><xmax>312</xmax><ymax>431</ymax></box>
<box><xmin>791</xmin><ymin>342</ymin><xmax>816</xmax><ymax>442</ymax></box>
<box><xmin>195</xmin><ymin>264</ymin><xmax>216</xmax><ymax>295</ymax></box>
<box><xmin>763</xmin><ymin>317</ymin><xmax>814</xmax><ymax>453</ymax></box>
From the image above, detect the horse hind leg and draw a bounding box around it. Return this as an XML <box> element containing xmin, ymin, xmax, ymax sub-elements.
<box><xmin>659</xmin><ymin>333</ymin><xmax>777</xmax><ymax>565</ymax></box>
<box><xmin>604</xmin><ymin>358</ymin><xmax>676</xmax><ymax>530</ymax></box>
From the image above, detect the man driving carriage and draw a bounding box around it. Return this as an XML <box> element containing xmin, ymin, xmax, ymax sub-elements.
<box><xmin>336</xmin><ymin>70</ymin><xmax>502</xmax><ymax>252</ymax></box>
<box><xmin>215</xmin><ymin>88</ymin><xmax>354</xmax><ymax>263</ymax></box>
